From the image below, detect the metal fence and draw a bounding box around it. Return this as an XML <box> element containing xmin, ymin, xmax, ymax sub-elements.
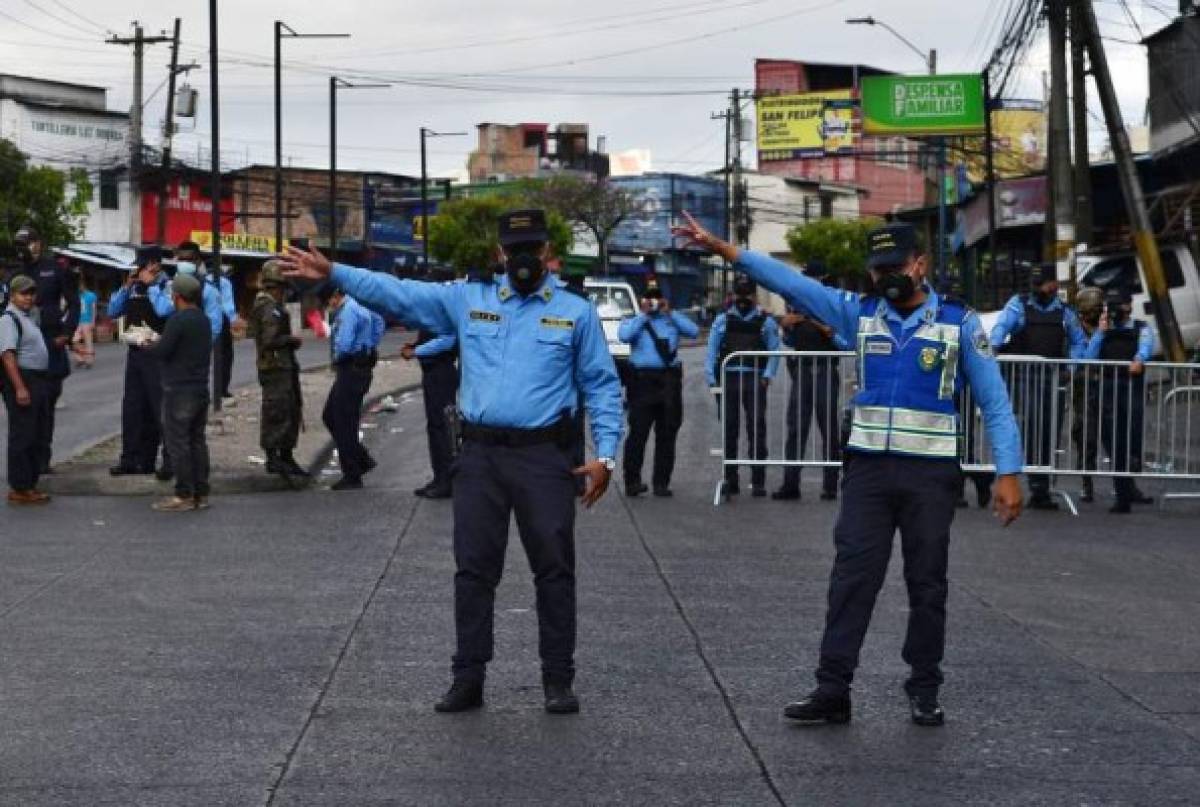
<box><xmin>712</xmin><ymin>350</ymin><xmax>1200</xmax><ymax>511</ymax></box>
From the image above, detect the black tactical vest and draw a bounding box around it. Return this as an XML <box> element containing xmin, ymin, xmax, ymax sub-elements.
<box><xmin>788</xmin><ymin>318</ymin><xmax>835</xmax><ymax>352</ymax></box>
<box><xmin>1099</xmin><ymin>323</ymin><xmax>1142</xmax><ymax>362</ymax></box>
<box><xmin>1005</xmin><ymin>298</ymin><xmax>1066</xmax><ymax>358</ymax></box>
<box><xmin>720</xmin><ymin>311</ymin><xmax>767</xmax><ymax>370</ymax></box>
<box><xmin>124</xmin><ymin>282</ymin><xmax>167</xmax><ymax>334</ymax></box>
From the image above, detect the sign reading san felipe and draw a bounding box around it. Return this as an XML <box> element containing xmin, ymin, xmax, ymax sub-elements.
<box><xmin>755</xmin><ymin>90</ymin><xmax>857</xmax><ymax>161</ymax></box>
<box><xmin>861</xmin><ymin>74</ymin><xmax>986</xmax><ymax>136</ymax></box>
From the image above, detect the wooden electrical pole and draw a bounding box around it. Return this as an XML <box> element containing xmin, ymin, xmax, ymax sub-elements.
<box><xmin>1047</xmin><ymin>0</ymin><xmax>1075</xmax><ymax>280</ymax></box>
<box><xmin>1070</xmin><ymin>1</ymin><xmax>1093</xmax><ymax>288</ymax></box>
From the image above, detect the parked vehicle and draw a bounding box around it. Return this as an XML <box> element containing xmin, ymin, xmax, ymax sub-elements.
<box><xmin>584</xmin><ymin>277</ymin><xmax>638</xmax><ymax>363</ymax></box>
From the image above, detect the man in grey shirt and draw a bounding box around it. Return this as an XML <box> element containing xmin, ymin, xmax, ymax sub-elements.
<box><xmin>1</xmin><ymin>275</ymin><xmax>51</xmax><ymax>504</ymax></box>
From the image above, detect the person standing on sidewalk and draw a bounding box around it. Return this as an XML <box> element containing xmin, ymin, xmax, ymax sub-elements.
<box><xmin>674</xmin><ymin>215</ymin><xmax>1023</xmax><ymax>728</ymax></box>
<box><xmin>618</xmin><ymin>281</ymin><xmax>698</xmax><ymax>498</ymax></box>
<box><xmin>774</xmin><ymin>260</ymin><xmax>847</xmax><ymax>502</ymax></box>
<box><xmin>145</xmin><ymin>274</ymin><xmax>213</xmax><ymax>512</ymax></box>
<box><xmin>14</xmin><ymin>226</ymin><xmax>80</xmax><ymax>475</ymax></box>
<box><xmin>250</xmin><ymin>261</ymin><xmax>309</xmax><ymax>483</ymax></box>
<box><xmin>402</xmin><ymin>327</ymin><xmax>458</xmax><ymax>499</ymax></box>
<box><xmin>108</xmin><ymin>247</ymin><xmax>176</xmax><ymax>478</ymax></box>
<box><xmin>277</xmin><ymin>208</ymin><xmax>623</xmax><ymax>716</ymax></box>
<box><xmin>1</xmin><ymin>275</ymin><xmax>52</xmax><ymax>505</ymax></box>
<box><xmin>705</xmin><ymin>274</ymin><xmax>781</xmax><ymax>498</ymax></box>
<box><xmin>322</xmin><ymin>288</ymin><xmax>383</xmax><ymax>491</ymax></box>
<box><xmin>73</xmin><ymin>277</ymin><xmax>97</xmax><ymax>368</ymax></box>
<box><xmin>989</xmin><ymin>264</ymin><xmax>1088</xmax><ymax>510</ymax></box>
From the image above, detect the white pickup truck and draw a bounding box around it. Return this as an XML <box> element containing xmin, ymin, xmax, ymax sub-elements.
<box><xmin>584</xmin><ymin>277</ymin><xmax>638</xmax><ymax>363</ymax></box>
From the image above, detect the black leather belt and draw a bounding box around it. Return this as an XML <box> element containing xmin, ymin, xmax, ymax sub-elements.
<box><xmin>462</xmin><ymin>420</ymin><xmax>569</xmax><ymax>448</ymax></box>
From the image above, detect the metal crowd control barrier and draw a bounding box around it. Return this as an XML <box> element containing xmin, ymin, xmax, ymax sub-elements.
<box><xmin>713</xmin><ymin>350</ymin><xmax>1200</xmax><ymax>511</ymax></box>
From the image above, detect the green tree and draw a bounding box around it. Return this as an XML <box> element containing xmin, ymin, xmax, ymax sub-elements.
<box><xmin>0</xmin><ymin>138</ymin><xmax>87</xmax><ymax>249</ymax></box>
<box><xmin>785</xmin><ymin>217</ymin><xmax>883</xmax><ymax>284</ymax></box>
<box><xmin>519</xmin><ymin>175</ymin><xmax>640</xmax><ymax>273</ymax></box>
<box><xmin>428</xmin><ymin>194</ymin><xmax>572</xmax><ymax>276</ymax></box>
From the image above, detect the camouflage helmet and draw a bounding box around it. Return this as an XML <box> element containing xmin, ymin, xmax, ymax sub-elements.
<box><xmin>1075</xmin><ymin>286</ymin><xmax>1104</xmax><ymax>320</ymax></box>
<box><xmin>260</xmin><ymin>260</ymin><xmax>287</xmax><ymax>288</ymax></box>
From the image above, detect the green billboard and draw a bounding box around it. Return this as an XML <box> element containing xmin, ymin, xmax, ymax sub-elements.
<box><xmin>861</xmin><ymin>73</ymin><xmax>986</xmax><ymax>137</ymax></box>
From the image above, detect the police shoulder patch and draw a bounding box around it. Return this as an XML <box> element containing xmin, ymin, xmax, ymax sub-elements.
<box><xmin>540</xmin><ymin>316</ymin><xmax>575</xmax><ymax>330</ymax></box>
<box><xmin>469</xmin><ymin>310</ymin><xmax>502</xmax><ymax>323</ymax></box>
<box><xmin>972</xmin><ymin>329</ymin><xmax>995</xmax><ymax>359</ymax></box>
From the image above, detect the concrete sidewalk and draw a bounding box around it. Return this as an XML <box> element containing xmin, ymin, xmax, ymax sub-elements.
<box><xmin>40</xmin><ymin>354</ymin><xmax>421</xmax><ymax>496</ymax></box>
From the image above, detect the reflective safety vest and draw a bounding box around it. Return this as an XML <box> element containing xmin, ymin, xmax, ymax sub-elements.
<box><xmin>848</xmin><ymin>296</ymin><xmax>967</xmax><ymax>460</ymax></box>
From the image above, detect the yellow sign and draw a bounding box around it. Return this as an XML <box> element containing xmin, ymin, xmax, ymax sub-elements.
<box><xmin>963</xmin><ymin>102</ymin><xmax>1046</xmax><ymax>181</ymax></box>
<box><xmin>412</xmin><ymin>215</ymin><xmax>438</xmax><ymax>242</ymax></box>
<box><xmin>756</xmin><ymin>90</ymin><xmax>856</xmax><ymax>162</ymax></box>
<box><xmin>189</xmin><ymin>231</ymin><xmax>288</xmax><ymax>254</ymax></box>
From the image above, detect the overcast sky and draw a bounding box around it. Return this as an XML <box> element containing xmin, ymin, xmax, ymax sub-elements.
<box><xmin>1</xmin><ymin>0</ymin><xmax>1165</xmax><ymax>179</ymax></box>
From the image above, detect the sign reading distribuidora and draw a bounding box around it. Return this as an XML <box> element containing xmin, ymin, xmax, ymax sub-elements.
<box><xmin>861</xmin><ymin>74</ymin><xmax>987</xmax><ymax>137</ymax></box>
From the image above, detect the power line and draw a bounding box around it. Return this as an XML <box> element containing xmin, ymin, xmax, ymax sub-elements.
<box><xmin>20</xmin><ymin>0</ymin><xmax>101</xmax><ymax>37</ymax></box>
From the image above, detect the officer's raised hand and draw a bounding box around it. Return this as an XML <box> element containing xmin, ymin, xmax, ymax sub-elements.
<box><xmin>573</xmin><ymin>460</ymin><xmax>612</xmax><ymax>509</ymax></box>
<box><xmin>992</xmin><ymin>475</ymin><xmax>1023</xmax><ymax>526</ymax></box>
<box><xmin>278</xmin><ymin>244</ymin><xmax>332</xmax><ymax>282</ymax></box>
<box><xmin>672</xmin><ymin>211</ymin><xmax>739</xmax><ymax>262</ymax></box>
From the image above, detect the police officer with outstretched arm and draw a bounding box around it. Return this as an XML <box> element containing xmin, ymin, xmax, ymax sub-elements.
<box><xmin>278</xmin><ymin>209</ymin><xmax>623</xmax><ymax>716</ymax></box>
<box><xmin>674</xmin><ymin>214</ymin><xmax>1023</xmax><ymax>727</ymax></box>
<box><xmin>989</xmin><ymin>263</ymin><xmax>1088</xmax><ymax>510</ymax></box>
<box><xmin>618</xmin><ymin>281</ymin><xmax>699</xmax><ymax>498</ymax></box>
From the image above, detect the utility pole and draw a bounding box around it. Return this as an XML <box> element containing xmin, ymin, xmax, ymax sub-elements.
<box><xmin>710</xmin><ymin>105</ymin><xmax>734</xmax><ymax>300</ymax></box>
<box><xmin>1075</xmin><ymin>0</ymin><xmax>1185</xmax><ymax>361</ymax></box>
<box><xmin>209</xmin><ymin>0</ymin><xmax>224</xmax><ymax>411</ymax></box>
<box><xmin>108</xmin><ymin>23</ymin><xmax>172</xmax><ymax>246</ymax></box>
<box><xmin>1047</xmin><ymin>0</ymin><xmax>1075</xmax><ymax>285</ymax></box>
<box><xmin>982</xmin><ymin>70</ymin><xmax>998</xmax><ymax>309</ymax></box>
<box><xmin>1070</xmin><ymin>1</ymin><xmax>1093</xmax><ymax>297</ymax></box>
<box><xmin>731</xmin><ymin>89</ymin><xmax>749</xmax><ymax>248</ymax></box>
<box><xmin>155</xmin><ymin>19</ymin><xmax>197</xmax><ymax>246</ymax></box>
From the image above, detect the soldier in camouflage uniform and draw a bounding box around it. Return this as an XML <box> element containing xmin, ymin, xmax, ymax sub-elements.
<box><xmin>1072</xmin><ymin>287</ymin><xmax>1103</xmax><ymax>502</ymax></box>
<box><xmin>251</xmin><ymin>261</ymin><xmax>309</xmax><ymax>480</ymax></box>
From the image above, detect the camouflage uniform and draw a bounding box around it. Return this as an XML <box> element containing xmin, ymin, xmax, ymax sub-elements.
<box><xmin>250</xmin><ymin>263</ymin><xmax>303</xmax><ymax>468</ymax></box>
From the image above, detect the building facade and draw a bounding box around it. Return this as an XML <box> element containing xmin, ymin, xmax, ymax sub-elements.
<box><xmin>467</xmin><ymin>122</ymin><xmax>608</xmax><ymax>183</ymax></box>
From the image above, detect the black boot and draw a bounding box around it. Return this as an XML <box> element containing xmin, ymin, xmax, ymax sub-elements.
<box><xmin>265</xmin><ymin>450</ymin><xmax>287</xmax><ymax>475</ymax></box>
<box><xmin>544</xmin><ymin>681</ymin><xmax>580</xmax><ymax>714</ymax></box>
<box><xmin>434</xmin><ymin>680</ymin><xmax>484</xmax><ymax>713</ymax></box>
<box><xmin>625</xmin><ymin>480</ymin><xmax>648</xmax><ymax>497</ymax></box>
<box><xmin>909</xmin><ymin>692</ymin><xmax>945</xmax><ymax>727</ymax></box>
<box><xmin>783</xmin><ymin>690</ymin><xmax>851</xmax><ymax>724</ymax></box>
<box><xmin>280</xmin><ymin>451</ymin><xmax>311</xmax><ymax>478</ymax></box>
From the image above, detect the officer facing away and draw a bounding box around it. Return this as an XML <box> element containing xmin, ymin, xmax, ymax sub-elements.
<box><xmin>1084</xmin><ymin>288</ymin><xmax>1156</xmax><ymax>514</ymax></box>
<box><xmin>618</xmin><ymin>281</ymin><xmax>699</xmax><ymax>498</ymax></box>
<box><xmin>322</xmin><ymin>287</ymin><xmax>384</xmax><ymax>491</ymax></box>
<box><xmin>705</xmin><ymin>274</ymin><xmax>781</xmax><ymax>497</ymax></box>
<box><xmin>278</xmin><ymin>209</ymin><xmax>623</xmax><ymax>716</ymax></box>
<box><xmin>774</xmin><ymin>259</ymin><xmax>849</xmax><ymax>502</ymax></box>
<box><xmin>108</xmin><ymin>247</ymin><xmax>176</xmax><ymax>478</ymax></box>
<box><xmin>251</xmin><ymin>261</ymin><xmax>309</xmax><ymax>482</ymax></box>
<box><xmin>14</xmin><ymin>226</ymin><xmax>80</xmax><ymax>474</ymax></box>
<box><xmin>989</xmin><ymin>263</ymin><xmax>1088</xmax><ymax>510</ymax></box>
<box><xmin>674</xmin><ymin>214</ymin><xmax>1023</xmax><ymax>727</ymax></box>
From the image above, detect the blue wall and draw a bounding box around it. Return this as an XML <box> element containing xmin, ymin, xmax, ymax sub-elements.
<box><xmin>608</xmin><ymin>174</ymin><xmax>726</xmax><ymax>254</ymax></box>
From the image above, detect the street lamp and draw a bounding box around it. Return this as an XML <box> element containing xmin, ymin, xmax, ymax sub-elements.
<box><xmin>419</xmin><ymin>128</ymin><xmax>467</xmax><ymax>268</ymax></box>
<box><xmin>846</xmin><ymin>16</ymin><xmax>947</xmax><ymax>287</ymax></box>
<box><xmin>330</xmin><ymin>77</ymin><xmax>390</xmax><ymax>257</ymax></box>
<box><xmin>275</xmin><ymin>22</ymin><xmax>348</xmax><ymax>249</ymax></box>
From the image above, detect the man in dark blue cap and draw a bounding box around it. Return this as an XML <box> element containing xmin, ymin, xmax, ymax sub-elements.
<box><xmin>108</xmin><ymin>246</ymin><xmax>176</xmax><ymax>477</ymax></box>
<box><xmin>675</xmin><ymin>215</ymin><xmax>1024</xmax><ymax>728</ymax></box>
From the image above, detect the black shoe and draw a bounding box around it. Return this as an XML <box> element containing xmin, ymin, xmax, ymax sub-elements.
<box><xmin>1110</xmin><ymin>502</ymin><xmax>1132</xmax><ymax>514</ymax></box>
<box><xmin>419</xmin><ymin>485</ymin><xmax>452</xmax><ymax>500</ymax></box>
<box><xmin>362</xmin><ymin>455</ymin><xmax>378</xmax><ymax>475</ymax></box>
<box><xmin>751</xmin><ymin>486</ymin><xmax>767</xmax><ymax>498</ymax></box>
<box><xmin>434</xmin><ymin>680</ymin><xmax>484</xmax><ymax>713</ymax></box>
<box><xmin>281</xmin><ymin>455</ymin><xmax>311</xmax><ymax>478</ymax></box>
<box><xmin>221</xmin><ymin>392</ymin><xmax>233</xmax><ymax>399</ymax></box>
<box><xmin>625</xmin><ymin>481</ymin><xmax>649</xmax><ymax>497</ymax></box>
<box><xmin>977</xmin><ymin>487</ymin><xmax>992</xmax><ymax>509</ymax></box>
<box><xmin>544</xmin><ymin>682</ymin><xmax>580</xmax><ymax>715</ymax></box>
<box><xmin>1131</xmin><ymin>491</ymin><xmax>1155</xmax><ymax>505</ymax></box>
<box><xmin>771</xmin><ymin>488</ymin><xmax>801</xmax><ymax>501</ymax></box>
<box><xmin>652</xmin><ymin>486</ymin><xmax>673</xmax><ymax>498</ymax></box>
<box><xmin>155</xmin><ymin>467</ymin><xmax>174</xmax><ymax>482</ymax></box>
<box><xmin>909</xmin><ymin>693</ymin><xmax>945</xmax><ymax>727</ymax></box>
<box><xmin>109</xmin><ymin>465</ymin><xmax>150</xmax><ymax>477</ymax></box>
<box><xmin>331</xmin><ymin>476</ymin><xmax>363</xmax><ymax>491</ymax></box>
<box><xmin>1028</xmin><ymin>495</ymin><xmax>1059</xmax><ymax>511</ymax></box>
<box><xmin>820</xmin><ymin>490</ymin><xmax>838</xmax><ymax>501</ymax></box>
<box><xmin>783</xmin><ymin>691</ymin><xmax>851</xmax><ymax>725</ymax></box>
<box><xmin>414</xmin><ymin>480</ymin><xmax>436</xmax><ymax>496</ymax></box>
<box><xmin>724</xmin><ymin>481</ymin><xmax>740</xmax><ymax>497</ymax></box>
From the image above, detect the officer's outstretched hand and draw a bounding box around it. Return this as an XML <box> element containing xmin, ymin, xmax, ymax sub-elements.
<box><xmin>278</xmin><ymin>245</ymin><xmax>332</xmax><ymax>281</ymax></box>
<box><xmin>672</xmin><ymin>211</ymin><xmax>740</xmax><ymax>263</ymax></box>
<box><xmin>992</xmin><ymin>474</ymin><xmax>1023</xmax><ymax>527</ymax></box>
<box><xmin>574</xmin><ymin>460</ymin><xmax>611</xmax><ymax>509</ymax></box>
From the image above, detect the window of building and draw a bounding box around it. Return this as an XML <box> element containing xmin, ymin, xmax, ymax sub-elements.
<box><xmin>99</xmin><ymin>169</ymin><xmax>120</xmax><ymax>210</ymax></box>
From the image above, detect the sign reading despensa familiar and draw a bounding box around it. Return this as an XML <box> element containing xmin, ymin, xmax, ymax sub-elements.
<box><xmin>861</xmin><ymin>74</ymin><xmax>987</xmax><ymax>137</ymax></box>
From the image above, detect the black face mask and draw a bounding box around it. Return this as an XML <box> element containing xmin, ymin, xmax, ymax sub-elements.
<box><xmin>1035</xmin><ymin>289</ymin><xmax>1055</xmax><ymax>306</ymax></box>
<box><xmin>873</xmin><ymin>270</ymin><xmax>916</xmax><ymax>304</ymax></box>
<box><xmin>506</xmin><ymin>252</ymin><xmax>544</xmax><ymax>296</ymax></box>
<box><xmin>735</xmin><ymin>297</ymin><xmax>754</xmax><ymax>314</ymax></box>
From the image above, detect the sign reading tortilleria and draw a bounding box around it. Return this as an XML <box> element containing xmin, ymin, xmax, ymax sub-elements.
<box><xmin>189</xmin><ymin>231</ymin><xmax>288</xmax><ymax>254</ymax></box>
<box><xmin>861</xmin><ymin>74</ymin><xmax>986</xmax><ymax>136</ymax></box>
<box><xmin>756</xmin><ymin>90</ymin><xmax>856</xmax><ymax>161</ymax></box>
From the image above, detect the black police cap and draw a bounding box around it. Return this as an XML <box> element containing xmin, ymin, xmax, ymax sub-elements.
<box><xmin>733</xmin><ymin>273</ymin><xmax>756</xmax><ymax>296</ymax></box>
<box><xmin>865</xmin><ymin>224</ymin><xmax>918</xmax><ymax>270</ymax></box>
<box><xmin>498</xmin><ymin>209</ymin><xmax>549</xmax><ymax>247</ymax></box>
<box><xmin>1030</xmin><ymin>262</ymin><xmax>1056</xmax><ymax>286</ymax></box>
<box><xmin>136</xmin><ymin>245</ymin><xmax>163</xmax><ymax>267</ymax></box>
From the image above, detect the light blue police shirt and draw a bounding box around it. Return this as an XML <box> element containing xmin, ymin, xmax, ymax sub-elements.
<box><xmin>1083</xmin><ymin>320</ymin><xmax>1156</xmax><ymax>363</ymax></box>
<box><xmin>704</xmin><ymin>307</ymin><xmax>782</xmax><ymax>387</ymax></box>
<box><xmin>617</xmin><ymin>310</ymin><xmax>699</xmax><ymax>369</ymax></box>
<box><xmin>108</xmin><ymin>278</ymin><xmax>176</xmax><ymax>320</ymax></box>
<box><xmin>329</xmin><ymin>263</ymin><xmax>624</xmax><ymax>459</ymax></box>
<box><xmin>332</xmin><ymin>296</ymin><xmax>378</xmax><ymax>361</ymax></box>
<box><xmin>989</xmin><ymin>294</ymin><xmax>1088</xmax><ymax>358</ymax></box>
<box><xmin>734</xmin><ymin>249</ymin><xmax>1024</xmax><ymax>476</ymax></box>
<box><xmin>415</xmin><ymin>334</ymin><xmax>457</xmax><ymax>359</ymax></box>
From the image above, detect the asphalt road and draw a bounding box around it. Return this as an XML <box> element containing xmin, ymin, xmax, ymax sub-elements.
<box><xmin>0</xmin><ymin>332</ymin><xmax>407</xmax><ymax>486</ymax></box>
<box><xmin>0</xmin><ymin>346</ymin><xmax>1197</xmax><ymax>805</ymax></box>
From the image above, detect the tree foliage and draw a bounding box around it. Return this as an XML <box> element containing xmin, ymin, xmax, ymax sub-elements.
<box><xmin>427</xmin><ymin>194</ymin><xmax>573</xmax><ymax>276</ymax></box>
<box><xmin>0</xmin><ymin>138</ymin><xmax>88</xmax><ymax>249</ymax></box>
<box><xmin>785</xmin><ymin>217</ymin><xmax>884</xmax><ymax>282</ymax></box>
<box><xmin>519</xmin><ymin>175</ymin><xmax>640</xmax><ymax>271</ymax></box>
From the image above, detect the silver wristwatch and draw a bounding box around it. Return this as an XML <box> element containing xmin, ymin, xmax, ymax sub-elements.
<box><xmin>598</xmin><ymin>457</ymin><xmax>617</xmax><ymax>472</ymax></box>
